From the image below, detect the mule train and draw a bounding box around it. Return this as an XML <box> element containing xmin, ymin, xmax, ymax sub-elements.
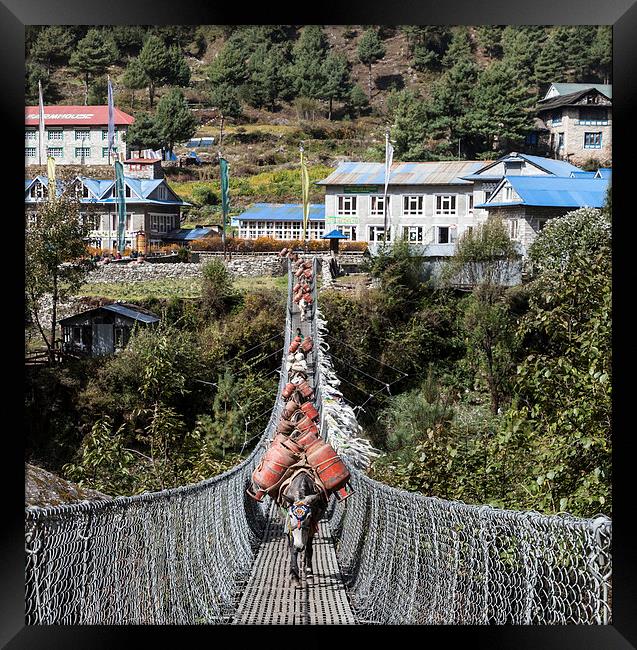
<box><xmin>248</xmin><ymin>249</ymin><xmax>352</xmax><ymax>585</ymax></box>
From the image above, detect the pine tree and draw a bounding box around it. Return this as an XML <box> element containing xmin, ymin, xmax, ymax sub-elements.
<box><xmin>210</xmin><ymin>84</ymin><xmax>242</xmax><ymax>147</ymax></box>
<box><xmin>464</xmin><ymin>62</ymin><xmax>534</xmax><ymax>155</ymax></box>
<box><xmin>136</xmin><ymin>35</ymin><xmax>190</xmax><ymax>108</ymax></box>
<box><xmin>349</xmin><ymin>84</ymin><xmax>369</xmax><ymax>117</ymax></box>
<box><xmin>534</xmin><ymin>29</ymin><xmax>570</xmax><ymax>91</ymax></box>
<box><xmin>125</xmin><ymin>112</ymin><xmax>163</xmax><ymax>152</ymax></box>
<box><xmin>155</xmin><ymin>89</ymin><xmax>197</xmax><ymax>155</ymax></box>
<box><xmin>29</xmin><ymin>26</ymin><xmax>75</xmax><ymax>73</ymax></box>
<box><xmin>290</xmin><ymin>26</ymin><xmax>330</xmax><ymax>100</ymax></box>
<box><xmin>476</xmin><ymin>25</ymin><xmax>504</xmax><ymax>58</ymax></box>
<box><xmin>69</xmin><ymin>29</ymin><xmax>118</xmax><ymax>105</ymax></box>
<box><xmin>122</xmin><ymin>57</ymin><xmax>149</xmax><ymax>111</ymax></box>
<box><xmin>248</xmin><ymin>44</ymin><xmax>291</xmax><ymax>111</ymax></box>
<box><xmin>321</xmin><ymin>53</ymin><xmax>353</xmax><ymax>120</ymax></box>
<box><xmin>590</xmin><ymin>26</ymin><xmax>612</xmax><ymax>83</ymax></box>
<box><xmin>358</xmin><ymin>29</ymin><xmax>386</xmax><ymax>100</ymax></box>
<box><xmin>402</xmin><ymin>26</ymin><xmax>452</xmax><ymax>71</ymax></box>
<box><xmin>386</xmin><ymin>89</ymin><xmax>433</xmax><ymax>161</ymax></box>
<box><xmin>441</xmin><ymin>26</ymin><xmax>473</xmax><ymax>68</ymax></box>
<box><xmin>501</xmin><ymin>26</ymin><xmax>541</xmax><ymax>79</ymax></box>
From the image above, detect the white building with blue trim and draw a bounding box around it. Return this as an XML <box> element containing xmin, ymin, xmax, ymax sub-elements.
<box><xmin>25</xmin><ymin>159</ymin><xmax>190</xmax><ymax>251</ymax></box>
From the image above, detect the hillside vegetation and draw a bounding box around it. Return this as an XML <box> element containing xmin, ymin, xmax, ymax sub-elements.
<box><xmin>26</xmin><ymin>25</ymin><xmax>611</xmax><ymax>219</ymax></box>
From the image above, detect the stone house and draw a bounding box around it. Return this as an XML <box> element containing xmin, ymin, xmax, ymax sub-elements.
<box><xmin>25</xmin><ymin>105</ymin><xmax>134</xmax><ymax>166</ymax></box>
<box><xmin>476</xmin><ymin>173</ymin><xmax>610</xmax><ymax>252</ymax></box>
<box><xmin>534</xmin><ymin>84</ymin><xmax>612</xmax><ymax>166</ymax></box>
<box><xmin>25</xmin><ymin>159</ymin><xmax>190</xmax><ymax>252</ymax></box>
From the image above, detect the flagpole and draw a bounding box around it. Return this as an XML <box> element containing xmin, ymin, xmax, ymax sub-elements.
<box><xmin>219</xmin><ymin>151</ymin><xmax>228</xmax><ymax>261</ymax></box>
<box><xmin>300</xmin><ymin>143</ymin><xmax>309</xmax><ymax>252</ymax></box>
<box><xmin>383</xmin><ymin>129</ymin><xmax>391</xmax><ymax>244</ymax></box>
<box><xmin>38</xmin><ymin>80</ymin><xmax>45</xmax><ymax>168</ymax></box>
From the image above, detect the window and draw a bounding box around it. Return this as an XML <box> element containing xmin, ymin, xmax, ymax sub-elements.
<box><xmin>72</xmin><ymin>326</ymin><xmax>83</xmax><ymax>345</ymax></box>
<box><xmin>584</xmin><ymin>132</ymin><xmax>602</xmax><ymax>149</ymax></box>
<box><xmin>125</xmin><ymin>185</ymin><xmax>132</xmax><ymax>198</ymax></box>
<box><xmin>368</xmin><ymin>226</ymin><xmax>391</xmax><ymax>242</ymax></box>
<box><xmin>435</xmin><ymin>195</ymin><xmax>457</xmax><ymax>215</ymax></box>
<box><xmin>25</xmin><ymin>129</ymin><xmax>37</xmax><ymax>141</ymax></box>
<box><xmin>75</xmin><ymin>147</ymin><xmax>91</xmax><ymax>159</ymax></box>
<box><xmin>403</xmin><ymin>195</ymin><xmax>424</xmax><ymax>215</ymax></box>
<box><xmin>468</xmin><ymin>195</ymin><xmax>474</xmax><ymax>213</ymax></box>
<box><xmin>25</xmin><ymin>147</ymin><xmax>37</xmax><ymax>158</ymax></box>
<box><xmin>369</xmin><ymin>195</ymin><xmax>387</xmax><ymax>215</ymax></box>
<box><xmin>337</xmin><ymin>226</ymin><xmax>357</xmax><ymax>241</ymax></box>
<box><xmin>402</xmin><ymin>226</ymin><xmax>423</xmax><ymax>243</ymax></box>
<box><xmin>525</xmin><ymin>132</ymin><xmax>539</xmax><ymax>146</ymax></box>
<box><xmin>549</xmin><ymin>110</ymin><xmax>562</xmax><ymax>125</ymax></box>
<box><xmin>30</xmin><ymin>183</ymin><xmax>46</xmax><ymax>199</ymax></box>
<box><xmin>437</xmin><ymin>226</ymin><xmax>450</xmax><ymax>244</ymax></box>
<box><xmin>47</xmin><ymin>129</ymin><xmax>63</xmax><ymax>140</ymax></box>
<box><xmin>75</xmin><ymin>128</ymin><xmax>90</xmax><ymax>141</ymax></box>
<box><xmin>336</xmin><ymin>195</ymin><xmax>357</xmax><ymax>215</ymax></box>
<box><xmin>504</xmin><ymin>185</ymin><xmax>514</xmax><ymax>201</ymax></box>
<box><xmin>102</xmin><ymin>129</ymin><xmax>117</xmax><ymax>140</ymax></box>
<box><xmin>484</xmin><ymin>190</ymin><xmax>492</xmax><ymax>203</ymax></box>
<box><xmin>102</xmin><ymin>147</ymin><xmax>118</xmax><ymax>158</ymax></box>
<box><xmin>150</xmin><ymin>214</ymin><xmax>175</xmax><ymax>234</ymax></box>
<box><xmin>504</xmin><ymin>161</ymin><xmax>523</xmax><ymax>175</ymax></box>
<box><xmin>579</xmin><ymin>108</ymin><xmax>608</xmax><ymax>125</ymax></box>
<box><xmin>156</xmin><ymin>186</ymin><xmax>168</xmax><ymax>200</ymax></box>
<box><xmin>47</xmin><ymin>147</ymin><xmax>64</xmax><ymax>158</ymax></box>
<box><xmin>557</xmin><ymin>133</ymin><xmax>565</xmax><ymax>150</ymax></box>
<box><xmin>509</xmin><ymin>219</ymin><xmax>519</xmax><ymax>240</ymax></box>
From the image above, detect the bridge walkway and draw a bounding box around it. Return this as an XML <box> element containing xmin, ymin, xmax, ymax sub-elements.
<box><xmin>232</xmin><ymin>288</ymin><xmax>356</xmax><ymax>625</ymax></box>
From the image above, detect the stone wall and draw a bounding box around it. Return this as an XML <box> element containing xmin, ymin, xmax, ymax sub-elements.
<box><xmin>83</xmin><ymin>255</ymin><xmax>289</xmax><ymax>284</ymax></box>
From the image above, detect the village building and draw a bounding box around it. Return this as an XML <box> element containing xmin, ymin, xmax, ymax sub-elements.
<box><xmin>476</xmin><ymin>172</ymin><xmax>610</xmax><ymax>250</ymax></box>
<box><xmin>533</xmin><ymin>84</ymin><xmax>612</xmax><ymax>166</ymax></box>
<box><xmin>24</xmin><ymin>159</ymin><xmax>190</xmax><ymax>252</ymax></box>
<box><xmin>460</xmin><ymin>152</ymin><xmax>583</xmax><ymax>225</ymax></box>
<box><xmin>316</xmin><ymin>161</ymin><xmax>484</xmax><ymax>247</ymax></box>
<box><xmin>25</xmin><ymin>105</ymin><xmax>135</xmax><ymax>166</ymax></box>
<box><xmin>236</xmin><ymin>203</ymin><xmax>325</xmax><ymax>240</ymax></box>
<box><xmin>59</xmin><ymin>303</ymin><xmax>159</xmax><ymax>357</ymax></box>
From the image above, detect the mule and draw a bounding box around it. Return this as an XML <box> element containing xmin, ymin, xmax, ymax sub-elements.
<box><xmin>280</xmin><ymin>470</ymin><xmax>327</xmax><ymax>585</ymax></box>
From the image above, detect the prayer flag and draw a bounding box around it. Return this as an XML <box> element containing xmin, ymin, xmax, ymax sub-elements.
<box><xmin>107</xmin><ymin>76</ymin><xmax>115</xmax><ymax>163</ymax></box>
<box><xmin>114</xmin><ymin>161</ymin><xmax>126</xmax><ymax>254</ymax></box>
<box><xmin>383</xmin><ymin>131</ymin><xmax>394</xmax><ymax>241</ymax></box>
<box><xmin>47</xmin><ymin>156</ymin><xmax>55</xmax><ymax>201</ymax></box>
<box><xmin>300</xmin><ymin>147</ymin><xmax>310</xmax><ymax>242</ymax></box>
<box><xmin>38</xmin><ymin>80</ymin><xmax>46</xmax><ymax>166</ymax></box>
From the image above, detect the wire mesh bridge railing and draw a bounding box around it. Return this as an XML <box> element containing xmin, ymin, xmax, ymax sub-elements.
<box><xmin>25</xmin><ymin>257</ymin><xmax>612</xmax><ymax>624</ymax></box>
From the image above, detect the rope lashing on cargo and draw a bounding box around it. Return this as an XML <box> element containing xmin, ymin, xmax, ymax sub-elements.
<box><xmin>25</xmin><ymin>254</ymin><xmax>612</xmax><ymax>625</ymax></box>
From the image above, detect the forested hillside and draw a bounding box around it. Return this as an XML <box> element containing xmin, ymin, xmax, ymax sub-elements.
<box><xmin>26</xmin><ymin>25</ymin><xmax>611</xmax><ymax>163</ymax></box>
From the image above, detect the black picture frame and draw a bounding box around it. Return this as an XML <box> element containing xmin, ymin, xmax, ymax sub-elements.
<box><xmin>4</xmin><ymin>1</ymin><xmax>635</xmax><ymax>647</ymax></box>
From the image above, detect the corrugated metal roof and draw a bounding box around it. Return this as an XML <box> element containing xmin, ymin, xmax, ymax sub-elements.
<box><xmin>237</xmin><ymin>203</ymin><xmax>325</xmax><ymax>221</ymax></box>
<box><xmin>321</xmin><ymin>229</ymin><xmax>349</xmax><ymax>239</ymax></box>
<box><xmin>164</xmin><ymin>227</ymin><xmax>215</xmax><ymax>241</ymax></box>
<box><xmin>570</xmin><ymin>171</ymin><xmax>597</xmax><ymax>178</ymax></box>
<box><xmin>595</xmin><ymin>168</ymin><xmax>612</xmax><ymax>179</ymax></box>
<box><xmin>317</xmin><ymin>161</ymin><xmax>484</xmax><ymax>186</ymax></box>
<box><xmin>543</xmin><ymin>83</ymin><xmax>612</xmax><ymax>100</ymax></box>
<box><xmin>101</xmin><ymin>304</ymin><xmax>160</xmax><ymax>323</ymax></box>
<box><xmin>460</xmin><ymin>153</ymin><xmax>582</xmax><ymax>181</ymax></box>
<box><xmin>476</xmin><ymin>176</ymin><xmax>609</xmax><ymax>208</ymax></box>
<box><xmin>60</xmin><ymin>304</ymin><xmax>160</xmax><ymax>324</ymax></box>
<box><xmin>25</xmin><ymin>105</ymin><xmax>135</xmax><ymax>126</ymax></box>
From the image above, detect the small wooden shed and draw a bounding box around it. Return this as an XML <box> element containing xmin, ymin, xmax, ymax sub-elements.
<box><xmin>59</xmin><ymin>303</ymin><xmax>160</xmax><ymax>357</ymax></box>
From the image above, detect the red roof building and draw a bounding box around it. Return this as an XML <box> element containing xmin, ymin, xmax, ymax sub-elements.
<box><xmin>25</xmin><ymin>105</ymin><xmax>135</xmax><ymax>166</ymax></box>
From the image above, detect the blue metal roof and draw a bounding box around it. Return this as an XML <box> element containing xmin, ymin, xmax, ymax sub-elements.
<box><xmin>164</xmin><ymin>227</ymin><xmax>215</xmax><ymax>241</ymax></box>
<box><xmin>237</xmin><ymin>203</ymin><xmax>325</xmax><ymax>222</ymax></box>
<box><xmin>461</xmin><ymin>153</ymin><xmax>582</xmax><ymax>181</ymax></box>
<box><xmin>570</xmin><ymin>171</ymin><xmax>596</xmax><ymax>178</ymax></box>
<box><xmin>476</xmin><ymin>176</ymin><xmax>609</xmax><ymax>209</ymax></box>
<box><xmin>321</xmin><ymin>229</ymin><xmax>350</xmax><ymax>239</ymax></box>
<box><xmin>317</xmin><ymin>161</ymin><xmax>484</xmax><ymax>186</ymax></box>
<box><xmin>595</xmin><ymin>168</ymin><xmax>612</xmax><ymax>179</ymax></box>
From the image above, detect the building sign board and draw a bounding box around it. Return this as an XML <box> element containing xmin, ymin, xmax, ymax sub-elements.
<box><xmin>326</xmin><ymin>215</ymin><xmax>359</xmax><ymax>226</ymax></box>
<box><xmin>343</xmin><ymin>185</ymin><xmax>379</xmax><ymax>194</ymax></box>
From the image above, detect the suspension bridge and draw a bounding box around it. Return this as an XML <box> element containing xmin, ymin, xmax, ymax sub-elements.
<box><xmin>25</xmin><ymin>257</ymin><xmax>612</xmax><ymax>625</ymax></box>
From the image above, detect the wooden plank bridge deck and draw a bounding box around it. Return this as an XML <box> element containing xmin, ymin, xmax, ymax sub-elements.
<box><xmin>232</xmin><ymin>503</ymin><xmax>356</xmax><ymax>625</ymax></box>
<box><xmin>233</xmin><ymin>282</ymin><xmax>356</xmax><ymax>625</ymax></box>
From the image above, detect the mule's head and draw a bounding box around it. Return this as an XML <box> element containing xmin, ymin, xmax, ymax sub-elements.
<box><xmin>284</xmin><ymin>493</ymin><xmax>321</xmax><ymax>551</ymax></box>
